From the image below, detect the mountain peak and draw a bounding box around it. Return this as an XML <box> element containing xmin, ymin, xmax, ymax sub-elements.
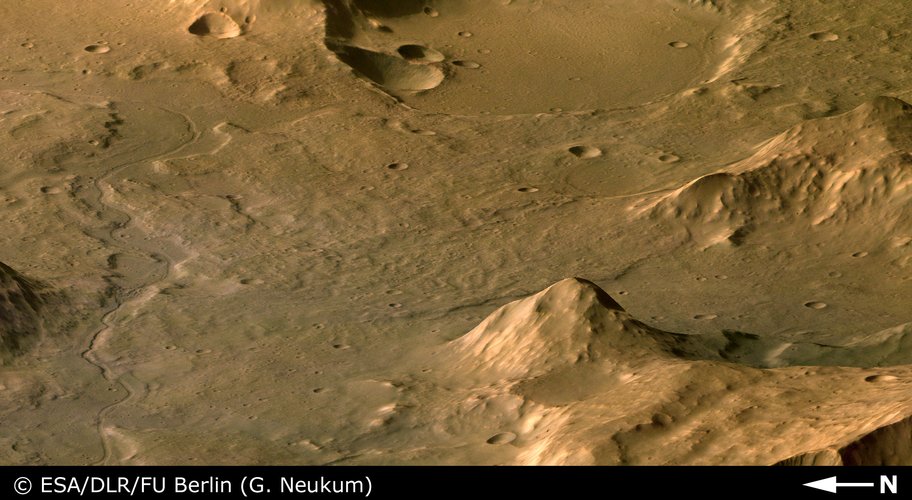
<box><xmin>444</xmin><ymin>278</ymin><xmax>703</xmax><ymax>380</ymax></box>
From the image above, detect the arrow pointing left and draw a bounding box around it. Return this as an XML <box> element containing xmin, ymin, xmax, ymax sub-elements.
<box><xmin>804</xmin><ymin>476</ymin><xmax>875</xmax><ymax>494</ymax></box>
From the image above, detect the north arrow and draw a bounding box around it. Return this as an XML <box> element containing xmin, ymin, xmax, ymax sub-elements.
<box><xmin>804</xmin><ymin>476</ymin><xmax>875</xmax><ymax>494</ymax></box>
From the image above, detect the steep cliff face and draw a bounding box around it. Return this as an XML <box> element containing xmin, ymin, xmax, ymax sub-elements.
<box><xmin>777</xmin><ymin>415</ymin><xmax>912</xmax><ymax>466</ymax></box>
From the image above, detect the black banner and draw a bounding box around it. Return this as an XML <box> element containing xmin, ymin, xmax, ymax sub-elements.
<box><xmin>0</xmin><ymin>466</ymin><xmax>905</xmax><ymax>499</ymax></box>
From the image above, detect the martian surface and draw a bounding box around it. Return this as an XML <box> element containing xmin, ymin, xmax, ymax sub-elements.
<box><xmin>3</xmin><ymin>0</ymin><xmax>912</xmax><ymax>465</ymax></box>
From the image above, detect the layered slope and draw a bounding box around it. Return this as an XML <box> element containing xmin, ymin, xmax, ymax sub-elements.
<box><xmin>646</xmin><ymin>97</ymin><xmax>912</xmax><ymax>247</ymax></box>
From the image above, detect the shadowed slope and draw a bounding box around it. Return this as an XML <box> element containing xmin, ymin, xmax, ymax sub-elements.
<box><xmin>0</xmin><ymin>262</ymin><xmax>56</xmax><ymax>363</ymax></box>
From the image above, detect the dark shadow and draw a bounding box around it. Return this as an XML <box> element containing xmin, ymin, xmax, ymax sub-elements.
<box><xmin>0</xmin><ymin>261</ymin><xmax>53</xmax><ymax>364</ymax></box>
<box><xmin>352</xmin><ymin>0</ymin><xmax>427</xmax><ymax>17</ymax></box>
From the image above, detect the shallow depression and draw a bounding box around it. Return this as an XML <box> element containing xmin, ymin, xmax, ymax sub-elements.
<box><xmin>323</xmin><ymin>0</ymin><xmax>738</xmax><ymax>114</ymax></box>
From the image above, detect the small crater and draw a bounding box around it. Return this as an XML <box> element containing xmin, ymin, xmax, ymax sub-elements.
<box><xmin>810</xmin><ymin>32</ymin><xmax>839</xmax><ymax>42</ymax></box>
<box><xmin>852</xmin><ymin>251</ymin><xmax>868</xmax><ymax>258</ymax></box>
<box><xmin>330</xmin><ymin>44</ymin><xmax>444</xmax><ymax>92</ymax></box>
<box><xmin>651</xmin><ymin>413</ymin><xmax>674</xmax><ymax>427</ymax></box>
<box><xmin>84</xmin><ymin>44</ymin><xmax>110</xmax><ymax>54</ymax></box>
<box><xmin>568</xmin><ymin>145</ymin><xmax>602</xmax><ymax>159</ymax></box>
<box><xmin>386</xmin><ymin>162</ymin><xmax>409</xmax><ymax>171</ymax></box>
<box><xmin>804</xmin><ymin>301</ymin><xmax>828</xmax><ymax>310</ymax></box>
<box><xmin>397</xmin><ymin>44</ymin><xmax>444</xmax><ymax>63</ymax></box>
<box><xmin>458</xmin><ymin>31</ymin><xmax>473</xmax><ymax>38</ymax></box>
<box><xmin>423</xmin><ymin>7</ymin><xmax>439</xmax><ymax>17</ymax></box>
<box><xmin>452</xmin><ymin>60</ymin><xmax>481</xmax><ymax>69</ymax></box>
<box><xmin>332</xmin><ymin>343</ymin><xmax>351</xmax><ymax>350</ymax></box>
<box><xmin>865</xmin><ymin>375</ymin><xmax>898</xmax><ymax>383</ymax></box>
<box><xmin>388</xmin><ymin>303</ymin><xmax>403</xmax><ymax>308</ymax></box>
<box><xmin>486</xmin><ymin>432</ymin><xmax>517</xmax><ymax>445</ymax></box>
<box><xmin>694</xmin><ymin>314</ymin><xmax>717</xmax><ymax>320</ymax></box>
<box><xmin>517</xmin><ymin>187</ymin><xmax>539</xmax><ymax>193</ymax></box>
<box><xmin>669</xmin><ymin>41</ymin><xmax>689</xmax><ymax>48</ymax></box>
<box><xmin>658</xmin><ymin>153</ymin><xmax>680</xmax><ymax>163</ymax></box>
<box><xmin>188</xmin><ymin>12</ymin><xmax>241</xmax><ymax>39</ymax></box>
